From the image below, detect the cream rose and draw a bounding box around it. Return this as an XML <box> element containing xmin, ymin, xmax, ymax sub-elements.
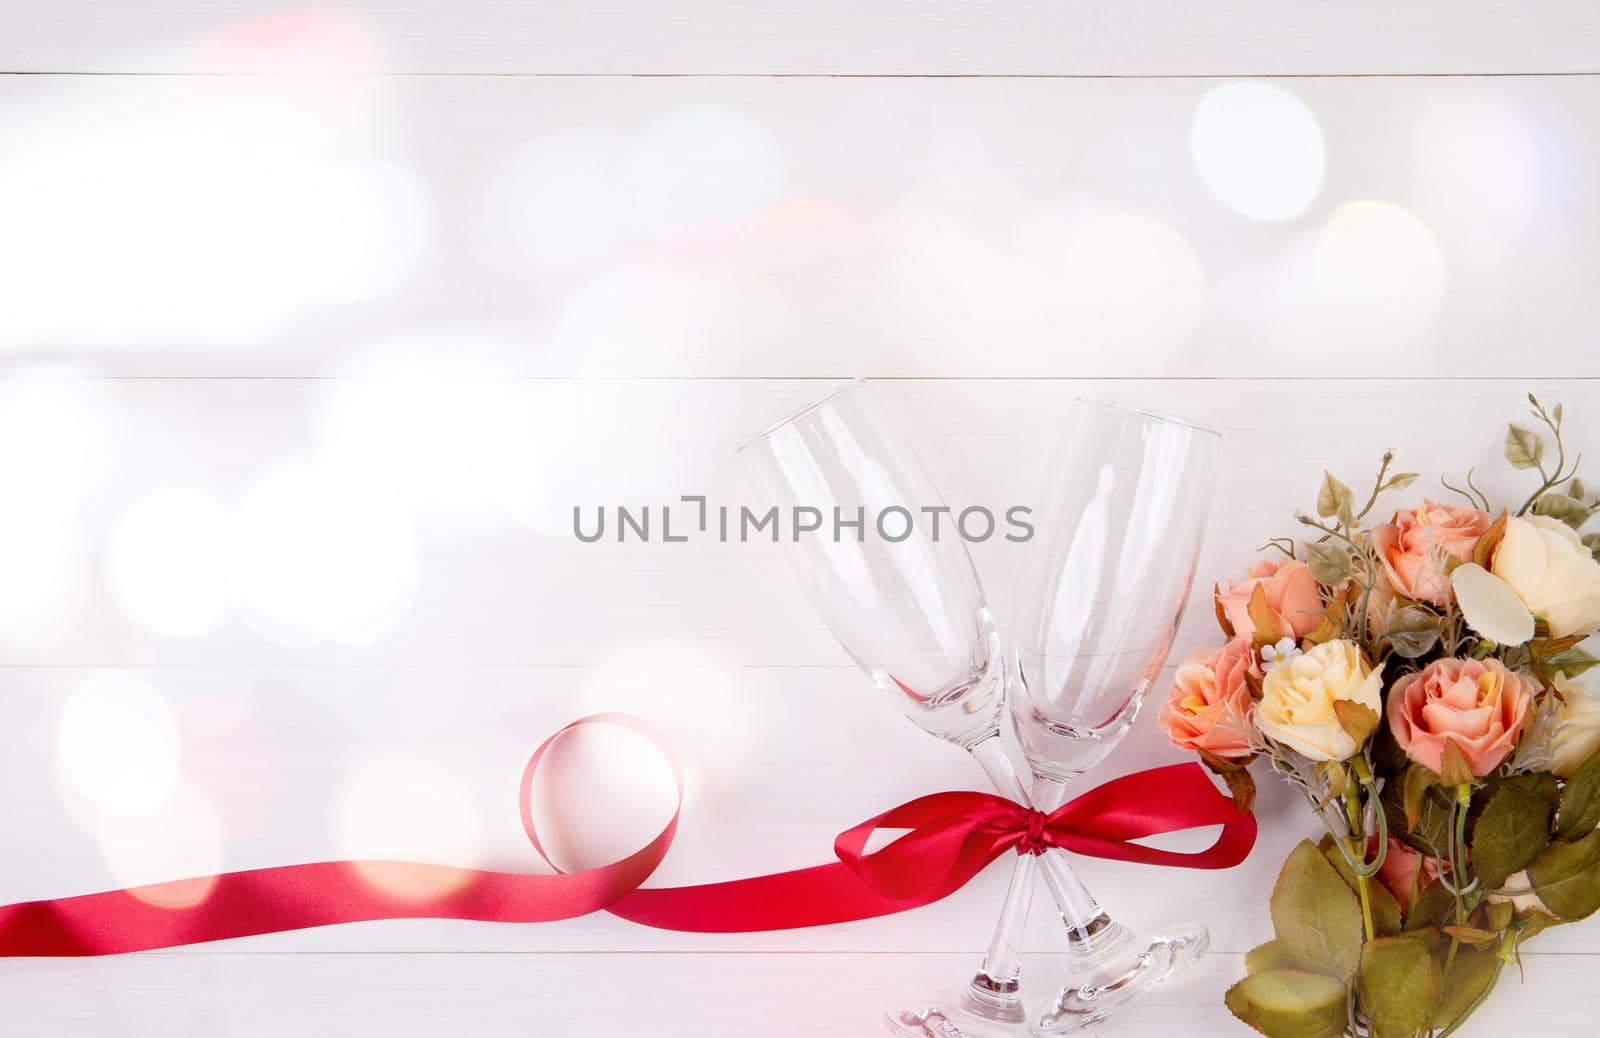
<box><xmin>1550</xmin><ymin>673</ymin><xmax>1600</xmax><ymax>778</ymax></box>
<box><xmin>1492</xmin><ymin>515</ymin><xmax>1600</xmax><ymax>639</ymax></box>
<box><xmin>1255</xmin><ymin>639</ymin><xmax>1385</xmax><ymax>761</ymax></box>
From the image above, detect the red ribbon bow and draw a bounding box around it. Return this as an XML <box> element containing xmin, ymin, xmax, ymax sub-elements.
<box><xmin>0</xmin><ymin>714</ymin><xmax>1254</xmax><ymax>954</ymax></box>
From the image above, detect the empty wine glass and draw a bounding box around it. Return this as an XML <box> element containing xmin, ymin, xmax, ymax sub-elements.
<box><xmin>744</xmin><ymin>381</ymin><xmax>1190</xmax><ymax>1037</ymax></box>
<box><xmin>1011</xmin><ymin>399</ymin><xmax>1220</xmax><ymax>1035</ymax></box>
<box><xmin>743</xmin><ymin>380</ymin><xmax>1006</xmax><ymax>750</ymax></box>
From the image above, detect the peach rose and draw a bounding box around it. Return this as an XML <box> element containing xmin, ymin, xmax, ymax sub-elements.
<box><xmin>1371</xmin><ymin>501</ymin><xmax>1490</xmax><ymax>606</ymax></box>
<box><xmin>1387</xmin><ymin>657</ymin><xmax>1531</xmax><ymax>776</ymax></box>
<box><xmin>1158</xmin><ymin>636</ymin><xmax>1259</xmax><ymax>760</ymax></box>
<box><xmin>1217</xmin><ymin>560</ymin><xmax>1323</xmax><ymax>641</ymax></box>
<box><xmin>1376</xmin><ymin>837</ymin><xmax>1441</xmax><ymax>914</ymax></box>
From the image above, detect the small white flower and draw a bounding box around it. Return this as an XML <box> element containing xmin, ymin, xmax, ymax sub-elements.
<box><xmin>1260</xmin><ymin>636</ymin><xmax>1303</xmax><ymax>673</ymax></box>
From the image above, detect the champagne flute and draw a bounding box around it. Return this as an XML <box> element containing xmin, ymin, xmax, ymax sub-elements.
<box><xmin>1010</xmin><ymin>399</ymin><xmax>1220</xmax><ymax>1035</ymax></box>
<box><xmin>743</xmin><ymin>381</ymin><xmax>1160</xmax><ymax>1037</ymax></box>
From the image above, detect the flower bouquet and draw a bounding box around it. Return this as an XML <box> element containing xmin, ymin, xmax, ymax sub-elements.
<box><xmin>1160</xmin><ymin>395</ymin><xmax>1600</xmax><ymax>1038</ymax></box>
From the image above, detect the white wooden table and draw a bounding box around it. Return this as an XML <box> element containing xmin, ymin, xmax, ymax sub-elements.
<box><xmin>0</xmin><ymin>3</ymin><xmax>1597</xmax><ymax>1034</ymax></box>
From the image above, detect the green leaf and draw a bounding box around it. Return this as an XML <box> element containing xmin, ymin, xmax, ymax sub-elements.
<box><xmin>1381</xmin><ymin>766</ymin><xmax>1454</xmax><ymax>858</ymax></box>
<box><xmin>1471</xmin><ymin>782</ymin><xmax>1554</xmax><ymax>889</ymax></box>
<box><xmin>1534</xmin><ymin>493</ymin><xmax>1595</xmax><ymax>529</ymax></box>
<box><xmin>1225</xmin><ymin>977</ymin><xmax>1254</xmax><ymax>1030</ymax></box>
<box><xmin>1430</xmin><ymin>945</ymin><xmax>1502</xmax><ymax>1032</ymax></box>
<box><xmin>1303</xmin><ymin>540</ymin><xmax>1352</xmax><ymax>586</ymax></box>
<box><xmin>1559</xmin><ymin>753</ymin><xmax>1600</xmax><ymax>841</ymax></box>
<box><xmin>1404</xmin><ymin>880</ymin><xmax>1456</xmax><ymax>932</ymax></box>
<box><xmin>1271</xmin><ymin>840</ymin><xmax>1365</xmax><ymax>980</ymax></box>
<box><xmin>1318</xmin><ymin>835</ymin><xmax>1402</xmax><ymax>935</ymax></box>
<box><xmin>1506</xmin><ymin>424</ymin><xmax>1547</xmax><ymax>470</ymax></box>
<box><xmin>1317</xmin><ymin>471</ymin><xmax>1355</xmax><ymax>522</ymax></box>
<box><xmin>1572</xmin><ymin>477</ymin><xmax>1588</xmax><ymax>501</ymax></box>
<box><xmin>1526</xmin><ymin>830</ymin><xmax>1600</xmax><ymax>920</ymax></box>
<box><xmin>1482</xmin><ymin>899</ymin><xmax>1514</xmax><ymax>933</ymax></box>
<box><xmin>1400</xmin><ymin>765</ymin><xmax>1441</xmax><ymax>834</ymax></box>
<box><xmin>1515</xmin><ymin>909</ymin><xmax>1560</xmax><ymax>944</ymax></box>
<box><xmin>1384</xmin><ymin>472</ymin><xmax>1421</xmax><ymax>492</ymax></box>
<box><xmin>1245</xmin><ymin>940</ymin><xmax>1296</xmax><ymax>975</ymax></box>
<box><xmin>1543</xmin><ymin>646</ymin><xmax>1600</xmax><ymax>680</ymax></box>
<box><xmin>1226</xmin><ymin>969</ymin><xmax>1349</xmax><ymax>1038</ymax></box>
<box><xmin>1382</xmin><ymin>604</ymin><xmax>1444</xmax><ymax>659</ymax></box>
<box><xmin>1500</xmin><ymin>770</ymin><xmax>1563</xmax><ymax>809</ymax></box>
<box><xmin>1357</xmin><ymin>936</ymin><xmax>1439</xmax><ymax>1038</ymax></box>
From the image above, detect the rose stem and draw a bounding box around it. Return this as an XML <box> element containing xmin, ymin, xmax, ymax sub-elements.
<box><xmin>1443</xmin><ymin>782</ymin><xmax>1474</xmax><ymax>973</ymax></box>
<box><xmin>1343</xmin><ymin>780</ymin><xmax>1375</xmax><ymax>942</ymax></box>
<box><xmin>1436</xmin><ymin>927</ymin><xmax>1515</xmax><ymax>1038</ymax></box>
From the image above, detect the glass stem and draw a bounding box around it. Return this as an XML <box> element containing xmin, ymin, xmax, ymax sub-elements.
<box><xmin>963</xmin><ymin>737</ymin><xmax>1112</xmax><ymax>987</ymax></box>
<box><xmin>966</xmin><ymin>732</ymin><xmax>1036</xmax><ymax>991</ymax></box>
<box><xmin>1030</xmin><ymin>774</ymin><xmax>1112</xmax><ymax>943</ymax></box>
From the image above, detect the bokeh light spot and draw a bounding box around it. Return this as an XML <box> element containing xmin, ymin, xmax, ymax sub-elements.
<box><xmin>618</xmin><ymin>105</ymin><xmax>784</xmax><ymax>244</ymax></box>
<box><xmin>105</xmin><ymin>487</ymin><xmax>231</xmax><ymax>640</ymax></box>
<box><xmin>335</xmin><ymin>754</ymin><xmax>484</xmax><ymax>901</ymax></box>
<box><xmin>0</xmin><ymin>367</ymin><xmax>121</xmax><ymax>655</ymax></box>
<box><xmin>311</xmin><ymin>161</ymin><xmax>432</xmax><ymax>304</ymax></box>
<box><xmin>58</xmin><ymin>670</ymin><xmax>180</xmax><ymax>817</ymax></box>
<box><xmin>476</xmin><ymin>127</ymin><xmax>629</xmax><ymax>274</ymax></box>
<box><xmin>0</xmin><ymin>80</ymin><xmax>425</xmax><ymax>351</ymax></box>
<box><xmin>1058</xmin><ymin>212</ymin><xmax>1205</xmax><ymax>356</ymax></box>
<box><xmin>1312</xmin><ymin>199</ymin><xmax>1447</xmax><ymax>339</ymax></box>
<box><xmin>310</xmin><ymin>333</ymin><xmax>535</xmax><ymax>524</ymax></box>
<box><xmin>98</xmin><ymin>780</ymin><xmax>224</xmax><ymax>910</ymax></box>
<box><xmin>227</xmin><ymin>465</ymin><xmax>417</xmax><ymax>647</ymax></box>
<box><xmin>1192</xmin><ymin>83</ymin><xmax>1325</xmax><ymax>221</ymax></box>
<box><xmin>573</xmin><ymin>640</ymin><xmax>757</xmax><ymax>799</ymax></box>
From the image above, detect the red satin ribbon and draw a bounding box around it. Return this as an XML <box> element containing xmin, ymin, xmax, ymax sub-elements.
<box><xmin>0</xmin><ymin>714</ymin><xmax>1254</xmax><ymax>955</ymax></box>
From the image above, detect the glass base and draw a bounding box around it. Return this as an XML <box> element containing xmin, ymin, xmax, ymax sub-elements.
<box><xmin>885</xmin><ymin>975</ymin><xmax>1027</xmax><ymax>1037</ymax></box>
<box><xmin>885</xmin><ymin>1005</ymin><xmax>1024</xmax><ymax>1038</ymax></box>
<box><xmin>1029</xmin><ymin>922</ymin><xmax>1209</xmax><ymax>1036</ymax></box>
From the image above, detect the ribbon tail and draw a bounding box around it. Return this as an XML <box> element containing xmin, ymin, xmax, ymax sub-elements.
<box><xmin>0</xmin><ymin>860</ymin><xmax>667</xmax><ymax>956</ymax></box>
<box><xmin>608</xmin><ymin>860</ymin><xmax>978</xmax><ymax>933</ymax></box>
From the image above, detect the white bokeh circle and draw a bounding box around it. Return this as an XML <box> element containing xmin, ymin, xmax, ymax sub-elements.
<box><xmin>105</xmin><ymin>487</ymin><xmax>231</xmax><ymax>640</ymax></box>
<box><xmin>1192</xmin><ymin>83</ymin><xmax>1325</xmax><ymax>221</ymax></box>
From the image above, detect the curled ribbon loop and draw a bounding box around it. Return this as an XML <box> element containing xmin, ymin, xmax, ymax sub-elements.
<box><xmin>0</xmin><ymin>715</ymin><xmax>1255</xmax><ymax>954</ymax></box>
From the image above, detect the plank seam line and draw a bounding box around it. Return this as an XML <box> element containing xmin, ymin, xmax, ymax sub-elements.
<box><xmin>3</xmin><ymin>70</ymin><xmax>1600</xmax><ymax>80</ymax></box>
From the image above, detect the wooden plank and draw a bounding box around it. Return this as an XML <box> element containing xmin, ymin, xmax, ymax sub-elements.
<box><xmin>2</xmin><ymin>2</ymin><xmax>1599</xmax><ymax>76</ymax></box>
<box><xmin>0</xmin><ymin>74</ymin><xmax>1598</xmax><ymax>376</ymax></box>
<box><xmin>0</xmin><ymin>376</ymin><xmax>1588</xmax><ymax>669</ymax></box>
<box><xmin>0</xmin><ymin>951</ymin><xmax>1590</xmax><ymax>1035</ymax></box>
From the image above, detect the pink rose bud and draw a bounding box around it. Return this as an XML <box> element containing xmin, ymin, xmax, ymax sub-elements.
<box><xmin>1216</xmin><ymin>559</ymin><xmax>1323</xmax><ymax>641</ymax></box>
<box><xmin>1376</xmin><ymin>837</ymin><xmax>1441</xmax><ymax>914</ymax></box>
